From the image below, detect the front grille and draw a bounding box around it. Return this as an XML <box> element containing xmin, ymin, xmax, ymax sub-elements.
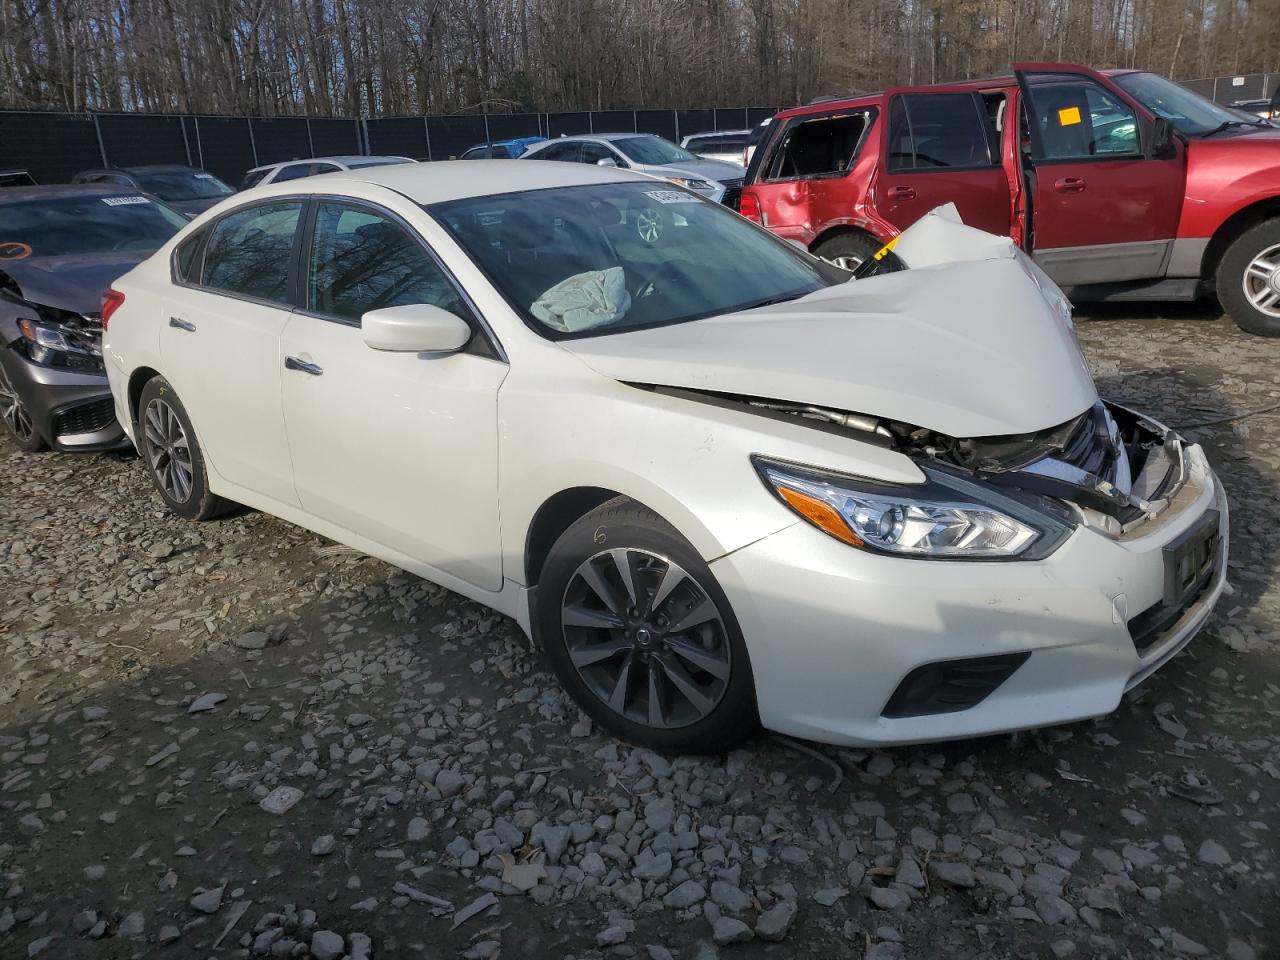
<box><xmin>721</xmin><ymin>186</ymin><xmax>743</xmax><ymax>210</ymax></box>
<box><xmin>720</xmin><ymin>177</ymin><xmax>744</xmax><ymax>189</ymax></box>
<box><xmin>54</xmin><ymin>398</ymin><xmax>116</xmax><ymax>438</ymax></box>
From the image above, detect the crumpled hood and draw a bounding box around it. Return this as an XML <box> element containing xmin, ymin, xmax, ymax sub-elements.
<box><xmin>0</xmin><ymin>252</ymin><xmax>150</xmax><ymax>315</ymax></box>
<box><xmin>562</xmin><ymin>256</ymin><xmax>1098</xmax><ymax>438</ymax></box>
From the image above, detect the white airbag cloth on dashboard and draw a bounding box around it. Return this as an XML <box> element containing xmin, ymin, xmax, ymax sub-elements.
<box><xmin>532</xmin><ymin>267</ymin><xmax>632</xmax><ymax>333</ymax></box>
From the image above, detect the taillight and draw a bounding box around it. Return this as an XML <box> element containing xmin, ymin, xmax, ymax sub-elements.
<box><xmin>738</xmin><ymin>191</ymin><xmax>762</xmax><ymax>224</ymax></box>
<box><xmin>101</xmin><ymin>289</ymin><xmax>125</xmax><ymax>331</ymax></box>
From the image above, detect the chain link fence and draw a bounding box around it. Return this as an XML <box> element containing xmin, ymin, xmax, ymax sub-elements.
<box><xmin>0</xmin><ymin>107</ymin><xmax>781</xmax><ymax>187</ymax></box>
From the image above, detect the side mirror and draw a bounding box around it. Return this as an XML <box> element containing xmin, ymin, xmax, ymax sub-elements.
<box><xmin>1151</xmin><ymin>117</ymin><xmax>1177</xmax><ymax>160</ymax></box>
<box><xmin>596</xmin><ymin>157</ymin><xmax>620</xmax><ymax>168</ymax></box>
<box><xmin>361</xmin><ymin>303</ymin><xmax>471</xmax><ymax>353</ymax></box>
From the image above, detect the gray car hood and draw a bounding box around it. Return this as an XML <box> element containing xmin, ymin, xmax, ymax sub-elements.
<box><xmin>0</xmin><ymin>252</ymin><xmax>151</xmax><ymax>315</ymax></box>
<box><xmin>561</xmin><ymin>256</ymin><xmax>1098</xmax><ymax>439</ymax></box>
<box><xmin>641</xmin><ymin>157</ymin><xmax>745</xmax><ymax>183</ymax></box>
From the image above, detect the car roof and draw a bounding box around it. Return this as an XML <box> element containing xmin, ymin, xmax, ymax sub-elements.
<box><xmin>685</xmin><ymin>129</ymin><xmax>751</xmax><ymax>137</ymax></box>
<box><xmin>0</xmin><ymin>183</ymin><xmax>138</xmax><ymax>204</ymax></box>
<box><xmin>278</xmin><ymin>158</ymin><xmax>638</xmax><ymax>204</ymax></box>
<box><xmin>554</xmin><ymin>132</ymin><xmax>657</xmax><ymax>143</ymax></box>
<box><xmin>249</xmin><ymin>155</ymin><xmax>410</xmax><ymax>173</ymax></box>
<box><xmin>120</xmin><ymin>164</ymin><xmax>201</xmax><ymax>174</ymax></box>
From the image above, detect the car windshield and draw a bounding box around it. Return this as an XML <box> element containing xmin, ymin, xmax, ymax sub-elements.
<box><xmin>0</xmin><ymin>194</ymin><xmax>187</xmax><ymax>257</ymax></box>
<box><xmin>613</xmin><ymin>137</ymin><xmax>698</xmax><ymax>165</ymax></box>
<box><xmin>430</xmin><ymin>181</ymin><xmax>840</xmax><ymax>339</ymax></box>
<box><xmin>1112</xmin><ymin>72</ymin><xmax>1256</xmax><ymax>135</ymax></box>
<box><xmin>136</xmin><ymin>171</ymin><xmax>232</xmax><ymax>201</ymax></box>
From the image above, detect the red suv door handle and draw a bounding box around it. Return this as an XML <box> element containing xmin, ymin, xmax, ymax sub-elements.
<box><xmin>887</xmin><ymin>185</ymin><xmax>916</xmax><ymax>200</ymax></box>
<box><xmin>1054</xmin><ymin>176</ymin><xmax>1087</xmax><ymax>193</ymax></box>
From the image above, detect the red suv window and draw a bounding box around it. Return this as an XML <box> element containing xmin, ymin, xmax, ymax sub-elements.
<box><xmin>887</xmin><ymin>93</ymin><xmax>996</xmax><ymax>171</ymax></box>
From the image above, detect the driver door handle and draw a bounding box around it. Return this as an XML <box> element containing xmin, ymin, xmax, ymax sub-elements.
<box><xmin>1054</xmin><ymin>176</ymin><xmax>1087</xmax><ymax>193</ymax></box>
<box><xmin>168</xmin><ymin>317</ymin><xmax>196</xmax><ymax>332</ymax></box>
<box><xmin>284</xmin><ymin>356</ymin><xmax>323</xmax><ymax>376</ymax></box>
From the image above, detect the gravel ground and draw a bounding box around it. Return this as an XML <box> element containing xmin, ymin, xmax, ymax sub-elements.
<box><xmin>1</xmin><ymin>306</ymin><xmax>1277</xmax><ymax>960</ymax></box>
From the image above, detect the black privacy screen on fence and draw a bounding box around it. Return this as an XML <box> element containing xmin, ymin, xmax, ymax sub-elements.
<box><xmin>1</xmin><ymin>106</ymin><xmax>782</xmax><ymax>184</ymax></box>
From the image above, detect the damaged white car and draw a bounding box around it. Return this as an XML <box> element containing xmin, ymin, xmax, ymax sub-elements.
<box><xmin>102</xmin><ymin>161</ymin><xmax>1229</xmax><ymax>752</ymax></box>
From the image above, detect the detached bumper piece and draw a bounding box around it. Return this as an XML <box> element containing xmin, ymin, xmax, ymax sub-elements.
<box><xmin>881</xmin><ymin>652</ymin><xmax>1031</xmax><ymax>718</ymax></box>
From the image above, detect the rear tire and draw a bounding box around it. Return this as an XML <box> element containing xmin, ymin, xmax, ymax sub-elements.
<box><xmin>0</xmin><ymin>361</ymin><xmax>45</xmax><ymax>452</ymax></box>
<box><xmin>136</xmin><ymin>376</ymin><xmax>232</xmax><ymax>520</ymax></box>
<box><xmin>1216</xmin><ymin>219</ymin><xmax>1280</xmax><ymax>337</ymax></box>
<box><xmin>534</xmin><ymin>497</ymin><xmax>758</xmax><ymax>754</ymax></box>
<box><xmin>813</xmin><ymin>231</ymin><xmax>901</xmax><ymax>275</ymax></box>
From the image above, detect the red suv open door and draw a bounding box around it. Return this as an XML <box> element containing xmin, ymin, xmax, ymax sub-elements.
<box><xmin>875</xmin><ymin>85</ymin><xmax>1013</xmax><ymax>237</ymax></box>
<box><xmin>1013</xmin><ymin>63</ymin><xmax>1186</xmax><ymax>286</ymax></box>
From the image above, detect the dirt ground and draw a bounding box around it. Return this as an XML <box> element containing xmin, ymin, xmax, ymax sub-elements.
<box><xmin>1</xmin><ymin>304</ymin><xmax>1277</xmax><ymax>960</ymax></box>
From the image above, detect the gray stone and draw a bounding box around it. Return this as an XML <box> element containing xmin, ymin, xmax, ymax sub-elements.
<box><xmin>663</xmin><ymin>880</ymin><xmax>707</xmax><ymax>909</ymax></box>
<box><xmin>710</xmin><ymin>881</ymin><xmax>750</xmax><ymax>912</ymax></box>
<box><xmin>645</xmin><ymin>797</ymin><xmax>676</xmax><ymax>832</ymax></box>
<box><xmin>929</xmin><ymin>860</ymin><xmax>976</xmax><ymax>888</ymax></box>
<box><xmin>311</xmin><ymin>835</ymin><xmax>336</xmax><ymax>856</ymax></box>
<box><xmin>597</xmin><ymin>926</ymin><xmax>628</xmax><ymax>947</ymax></box>
<box><xmin>1036</xmin><ymin>895</ymin><xmax>1078</xmax><ymax>925</ymax></box>
<box><xmin>311</xmin><ymin>931</ymin><xmax>345</xmax><ymax>960</ymax></box>
<box><xmin>1197</xmin><ymin>839</ymin><xmax>1231</xmax><ymax>866</ymax></box>
<box><xmin>259</xmin><ymin>786</ymin><xmax>304</xmax><ymax>815</ymax></box>
<box><xmin>188</xmin><ymin>692</ymin><xmax>227</xmax><ymax>714</ymax></box>
<box><xmin>118</xmin><ymin>911</ymin><xmax>146</xmax><ymax>937</ymax></box>
<box><xmin>436</xmin><ymin>768</ymin><xmax>467</xmax><ymax>798</ymax></box>
<box><xmin>407</xmin><ymin>817</ymin><xmax>430</xmax><ymax>842</ymax></box>
<box><xmin>754</xmin><ymin>900</ymin><xmax>798</xmax><ymax>941</ymax></box>
<box><xmin>234</xmin><ymin>631</ymin><xmax>269</xmax><ymax>650</ymax></box>
<box><xmin>189</xmin><ymin>885</ymin><xmax>224</xmax><ymax>914</ymax></box>
<box><xmin>868</xmin><ymin>887</ymin><xmax>909</xmax><ymax>912</ymax></box>
<box><xmin>713</xmin><ymin>917</ymin><xmax>754</xmax><ymax>945</ymax></box>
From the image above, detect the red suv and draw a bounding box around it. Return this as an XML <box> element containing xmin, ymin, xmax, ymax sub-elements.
<box><xmin>739</xmin><ymin>63</ymin><xmax>1280</xmax><ymax>335</ymax></box>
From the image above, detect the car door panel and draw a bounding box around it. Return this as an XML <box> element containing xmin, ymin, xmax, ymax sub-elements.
<box><xmin>877</xmin><ymin>88</ymin><xmax>1013</xmax><ymax>237</ymax></box>
<box><xmin>159</xmin><ymin>200</ymin><xmax>302</xmax><ymax>504</ymax></box>
<box><xmin>280</xmin><ymin>199</ymin><xmax>506</xmax><ymax>591</ymax></box>
<box><xmin>1014</xmin><ymin>66</ymin><xmax>1187</xmax><ymax>285</ymax></box>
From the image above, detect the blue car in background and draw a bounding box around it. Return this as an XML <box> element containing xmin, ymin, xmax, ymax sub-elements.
<box><xmin>458</xmin><ymin>136</ymin><xmax>546</xmax><ymax>159</ymax></box>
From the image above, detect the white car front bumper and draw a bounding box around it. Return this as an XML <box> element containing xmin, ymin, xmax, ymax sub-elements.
<box><xmin>710</xmin><ymin>444</ymin><xmax>1228</xmax><ymax>747</ymax></box>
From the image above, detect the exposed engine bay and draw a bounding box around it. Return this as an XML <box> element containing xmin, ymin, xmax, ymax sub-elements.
<box><xmin>650</xmin><ymin>385</ymin><xmax>1187</xmax><ymax>538</ymax></box>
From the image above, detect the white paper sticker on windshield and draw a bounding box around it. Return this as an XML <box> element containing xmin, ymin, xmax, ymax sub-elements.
<box><xmin>102</xmin><ymin>196</ymin><xmax>150</xmax><ymax>206</ymax></box>
<box><xmin>644</xmin><ymin>190</ymin><xmax>700</xmax><ymax>204</ymax></box>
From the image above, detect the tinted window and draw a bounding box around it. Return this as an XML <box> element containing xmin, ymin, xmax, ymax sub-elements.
<box><xmin>174</xmin><ymin>229</ymin><xmax>206</xmax><ymax>283</ymax></box>
<box><xmin>491</xmin><ymin>145</ymin><xmax>514</xmax><ymax>159</ymax></box>
<box><xmin>273</xmin><ymin>163</ymin><xmax>313</xmax><ymax>183</ymax></box>
<box><xmin>240</xmin><ymin>169</ymin><xmax>270</xmax><ymax>190</ymax></box>
<box><xmin>765</xmin><ymin>112</ymin><xmax>867</xmax><ymax>180</ymax></box>
<box><xmin>0</xmin><ymin>194</ymin><xmax>186</xmax><ymax>257</ymax></box>
<box><xmin>461</xmin><ymin>147</ymin><xmax>488</xmax><ymax>159</ymax></box>
<box><xmin>612</xmin><ymin>136</ymin><xmax>696</xmax><ymax>165</ymax></box>
<box><xmin>580</xmin><ymin>143</ymin><xmax>620</xmax><ymax>165</ymax></box>
<box><xmin>888</xmin><ymin>94</ymin><xmax>994</xmax><ymax>170</ymax></box>
<box><xmin>137</xmin><ymin>171</ymin><xmax>233</xmax><ymax>201</ymax></box>
<box><xmin>310</xmin><ymin>163</ymin><xmax>340</xmax><ymax>175</ymax></box>
<box><xmin>201</xmin><ymin>201</ymin><xmax>302</xmax><ymax>303</ymax></box>
<box><xmin>307</xmin><ymin>202</ymin><xmax>469</xmax><ymax>324</ymax></box>
<box><xmin>1024</xmin><ymin>76</ymin><xmax>1141</xmax><ymax>159</ymax></box>
<box><xmin>432</xmin><ymin>181</ymin><xmax>840</xmax><ymax>339</ymax></box>
<box><xmin>534</xmin><ymin>141</ymin><xmax>582</xmax><ymax>162</ymax></box>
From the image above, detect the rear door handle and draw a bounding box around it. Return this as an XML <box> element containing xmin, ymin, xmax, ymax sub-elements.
<box><xmin>168</xmin><ymin>317</ymin><xmax>196</xmax><ymax>332</ymax></box>
<box><xmin>887</xmin><ymin>185</ymin><xmax>916</xmax><ymax>200</ymax></box>
<box><xmin>284</xmin><ymin>356</ymin><xmax>323</xmax><ymax>376</ymax></box>
<box><xmin>1054</xmin><ymin>176</ymin><xmax>1086</xmax><ymax>193</ymax></box>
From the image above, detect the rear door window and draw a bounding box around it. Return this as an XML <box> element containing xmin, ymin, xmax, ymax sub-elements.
<box><xmin>763</xmin><ymin>112</ymin><xmax>869</xmax><ymax>181</ymax></box>
<box><xmin>272</xmin><ymin>163</ymin><xmax>313</xmax><ymax>183</ymax></box>
<box><xmin>580</xmin><ymin>142</ymin><xmax>620</xmax><ymax>166</ymax></box>
<box><xmin>534</xmin><ymin>141</ymin><xmax>583</xmax><ymax>163</ymax></box>
<box><xmin>201</xmin><ymin>200</ymin><xmax>303</xmax><ymax>304</ymax></box>
<box><xmin>887</xmin><ymin>93</ymin><xmax>996</xmax><ymax>170</ymax></box>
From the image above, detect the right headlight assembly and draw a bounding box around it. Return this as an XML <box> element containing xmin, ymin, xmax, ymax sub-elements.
<box><xmin>753</xmin><ymin>456</ymin><xmax>1074</xmax><ymax>561</ymax></box>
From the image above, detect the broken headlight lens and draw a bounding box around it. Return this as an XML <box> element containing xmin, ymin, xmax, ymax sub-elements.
<box><xmin>754</xmin><ymin>457</ymin><xmax>1058</xmax><ymax>559</ymax></box>
<box><xmin>17</xmin><ymin>317</ymin><xmax>104</xmax><ymax>372</ymax></box>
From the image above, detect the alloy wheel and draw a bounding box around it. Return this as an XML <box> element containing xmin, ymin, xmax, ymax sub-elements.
<box><xmin>143</xmin><ymin>397</ymin><xmax>194</xmax><ymax>503</ymax></box>
<box><xmin>0</xmin><ymin>364</ymin><xmax>35</xmax><ymax>442</ymax></box>
<box><xmin>1243</xmin><ymin>241</ymin><xmax>1280</xmax><ymax>318</ymax></box>
<box><xmin>560</xmin><ymin>547</ymin><xmax>732</xmax><ymax>729</ymax></box>
<box><xmin>636</xmin><ymin>209</ymin><xmax>663</xmax><ymax>243</ymax></box>
<box><xmin>822</xmin><ymin>254</ymin><xmax>863</xmax><ymax>271</ymax></box>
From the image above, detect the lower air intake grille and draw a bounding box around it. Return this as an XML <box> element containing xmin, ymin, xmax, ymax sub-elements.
<box><xmin>54</xmin><ymin>398</ymin><xmax>116</xmax><ymax>438</ymax></box>
<box><xmin>882</xmin><ymin>652</ymin><xmax>1031</xmax><ymax>718</ymax></box>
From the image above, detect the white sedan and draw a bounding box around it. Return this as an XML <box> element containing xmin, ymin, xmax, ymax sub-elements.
<box><xmin>101</xmin><ymin>162</ymin><xmax>1228</xmax><ymax>753</ymax></box>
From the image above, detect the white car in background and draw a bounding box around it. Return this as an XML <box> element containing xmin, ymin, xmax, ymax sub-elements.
<box><xmin>238</xmin><ymin>155</ymin><xmax>414</xmax><ymax>190</ymax></box>
<box><xmin>101</xmin><ymin>162</ymin><xmax>1227</xmax><ymax>753</ymax></box>
<box><xmin>680</xmin><ymin>129</ymin><xmax>752</xmax><ymax>164</ymax></box>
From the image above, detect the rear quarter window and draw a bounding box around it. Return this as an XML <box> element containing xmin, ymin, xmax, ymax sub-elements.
<box><xmin>763</xmin><ymin>111</ymin><xmax>871</xmax><ymax>181</ymax></box>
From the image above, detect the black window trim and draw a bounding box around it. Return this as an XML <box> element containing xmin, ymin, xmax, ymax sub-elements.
<box><xmin>760</xmin><ymin>107</ymin><xmax>878</xmax><ymax>184</ymax></box>
<box><xmin>169</xmin><ymin>195</ymin><xmax>308</xmax><ymax>311</ymax></box>
<box><xmin>295</xmin><ymin>194</ymin><xmax>506</xmax><ymax>363</ymax></box>
<box><xmin>885</xmin><ymin>91</ymin><xmax>1000</xmax><ymax>174</ymax></box>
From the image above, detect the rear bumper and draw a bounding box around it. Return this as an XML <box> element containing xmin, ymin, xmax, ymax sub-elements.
<box><xmin>1</xmin><ymin>346</ymin><xmax>128</xmax><ymax>452</ymax></box>
<box><xmin>710</xmin><ymin>445</ymin><xmax>1227</xmax><ymax>747</ymax></box>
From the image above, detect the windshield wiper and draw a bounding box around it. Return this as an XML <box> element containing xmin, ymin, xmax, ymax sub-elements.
<box><xmin>1202</xmin><ymin>119</ymin><xmax>1264</xmax><ymax>137</ymax></box>
<box><xmin>738</xmin><ymin>292</ymin><xmax>807</xmax><ymax>312</ymax></box>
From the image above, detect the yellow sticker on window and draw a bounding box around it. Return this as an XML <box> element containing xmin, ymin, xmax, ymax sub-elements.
<box><xmin>1058</xmin><ymin>106</ymin><xmax>1082</xmax><ymax>126</ymax></box>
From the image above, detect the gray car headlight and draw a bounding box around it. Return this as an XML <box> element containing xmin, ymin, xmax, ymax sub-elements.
<box><xmin>666</xmin><ymin>176</ymin><xmax>718</xmax><ymax>193</ymax></box>
<box><xmin>753</xmin><ymin>456</ymin><xmax>1073</xmax><ymax>560</ymax></box>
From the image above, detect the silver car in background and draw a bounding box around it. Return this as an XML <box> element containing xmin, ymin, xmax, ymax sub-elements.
<box><xmin>521</xmin><ymin>133</ymin><xmax>744</xmax><ymax>205</ymax></box>
<box><xmin>681</xmin><ymin>129</ymin><xmax>751</xmax><ymax>164</ymax></box>
<box><xmin>239</xmin><ymin>155</ymin><xmax>415</xmax><ymax>190</ymax></box>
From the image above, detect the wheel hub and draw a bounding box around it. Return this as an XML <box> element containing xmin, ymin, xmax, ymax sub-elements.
<box><xmin>561</xmin><ymin>547</ymin><xmax>731</xmax><ymax>729</ymax></box>
<box><xmin>1243</xmin><ymin>242</ymin><xmax>1280</xmax><ymax>318</ymax></box>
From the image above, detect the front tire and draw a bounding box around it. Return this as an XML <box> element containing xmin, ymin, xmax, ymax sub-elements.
<box><xmin>1216</xmin><ymin>219</ymin><xmax>1280</xmax><ymax>336</ymax></box>
<box><xmin>535</xmin><ymin>498</ymin><xmax>758</xmax><ymax>753</ymax></box>
<box><xmin>136</xmin><ymin>377</ymin><xmax>231</xmax><ymax>520</ymax></box>
<box><xmin>0</xmin><ymin>362</ymin><xmax>45</xmax><ymax>452</ymax></box>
